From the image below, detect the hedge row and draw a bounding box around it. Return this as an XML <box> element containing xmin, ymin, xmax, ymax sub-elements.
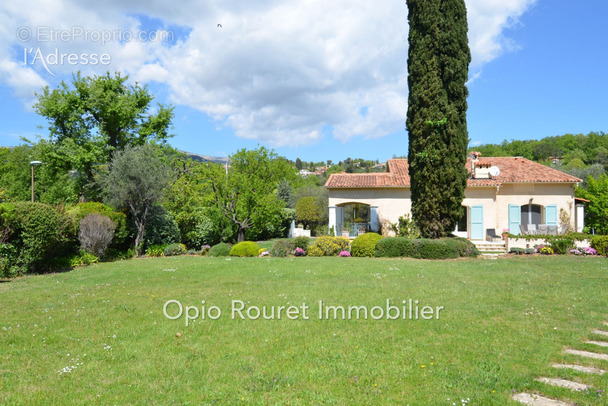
<box><xmin>375</xmin><ymin>237</ymin><xmax>479</xmax><ymax>259</ymax></box>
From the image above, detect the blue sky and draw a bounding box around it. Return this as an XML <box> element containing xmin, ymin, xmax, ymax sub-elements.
<box><xmin>0</xmin><ymin>0</ymin><xmax>606</xmax><ymax>163</ymax></box>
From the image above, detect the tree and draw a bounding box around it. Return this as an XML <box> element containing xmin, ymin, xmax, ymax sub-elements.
<box><xmin>295</xmin><ymin>158</ymin><xmax>303</xmax><ymax>171</ymax></box>
<box><xmin>98</xmin><ymin>144</ymin><xmax>171</xmax><ymax>256</ymax></box>
<box><xmin>296</xmin><ymin>197</ymin><xmax>323</xmax><ymax>230</ymax></box>
<box><xmin>406</xmin><ymin>0</ymin><xmax>470</xmax><ymax>238</ymax></box>
<box><xmin>277</xmin><ymin>179</ymin><xmax>296</xmax><ymax>208</ymax></box>
<box><xmin>576</xmin><ymin>174</ymin><xmax>608</xmax><ymax>234</ymax></box>
<box><xmin>34</xmin><ymin>72</ymin><xmax>174</xmax><ymax>200</ymax></box>
<box><xmin>205</xmin><ymin>147</ymin><xmax>295</xmax><ymax>242</ymax></box>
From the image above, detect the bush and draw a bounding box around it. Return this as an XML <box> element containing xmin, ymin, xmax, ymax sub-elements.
<box><xmin>0</xmin><ymin>202</ymin><xmax>73</xmax><ymax>275</ymax></box>
<box><xmin>524</xmin><ymin>248</ymin><xmax>535</xmax><ymax>254</ymax></box>
<box><xmin>591</xmin><ymin>236</ymin><xmax>608</xmax><ymax>256</ymax></box>
<box><xmin>509</xmin><ymin>247</ymin><xmax>525</xmax><ymax>255</ymax></box>
<box><xmin>143</xmin><ymin>206</ymin><xmax>181</xmax><ymax>249</ymax></box>
<box><xmin>351</xmin><ymin>232</ymin><xmax>383</xmax><ymax>257</ymax></box>
<box><xmin>550</xmin><ymin>238</ymin><xmax>575</xmax><ymax>255</ymax></box>
<box><xmin>164</xmin><ymin>243</ymin><xmax>187</xmax><ymax>256</ymax></box>
<box><xmin>339</xmin><ymin>250</ymin><xmax>351</xmax><ymax>257</ymax></box>
<box><xmin>539</xmin><ymin>246</ymin><xmax>554</xmax><ymax>255</ymax></box>
<box><xmin>417</xmin><ymin>239</ymin><xmax>460</xmax><ymax>259</ymax></box>
<box><xmin>293</xmin><ymin>236</ymin><xmax>311</xmax><ymax>251</ymax></box>
<box><xmin>294</xmin><ymin>247</ymin><xmax>306</xmax><ymax>256</ymax></box>
<box><xmin>146</xmin><ymin>244</ymin><xmax>166</xmax><ymax>257</ymax></box>
<box><xmin>70</xmin><ymin>251</ymin><xmax>99</xmax><ymax>267</ymax></box>
<box><xmin>374</xmin><ymin>237</ymin><xmax>418</xmax><ymax>258</ymax></box>
<box><xmin>201</xmin><ymin>244</ymin><xmax>211</xmax><ymax>255</ymax></box>
<box><xmin>374</xmin><ymin>237</ymin><xmax>467</xmax><ymax>259</ymax></box>
<box><xmin>208</xmin><ymin>242</ymin><xmax>231</xmax><ymax>257</ymax></box>
<box><xmin>67</xmin><ymin>202</ymin><xmax>128</xmax><ymax>246</ymax></box>
<box><xmin>308</xmin><ymin>236</ymin><xmax>350</xmax><ymax>257</ymax></box>
<box><xmin>271</xmin><ymin>239</ymin><xmax>295</xmax><ymax>257</ymax></box>
<box><xmin>443</xmin><ymin>238</ymin><xmax>479</xmax><ymax>257</ymax></box>
<box><xmin>78</xmin><ymin>213</ymin><xmax>116</xmax><ymax>258</ymax></box>
<box><xmin>230</xmin><ymin>241</ymin><xmax>261</xmax><ymax>257</ymax></box>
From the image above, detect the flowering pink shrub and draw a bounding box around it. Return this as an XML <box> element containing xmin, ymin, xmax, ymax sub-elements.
<box><xmin>339</xmin><ymin>251</ymin><xmax>351</xmax><ymax>257</ymax></box>
<box><xmin>294</xmin><ymin>247</ymin><xmax>306</xmax><ymax>257</ymax></box>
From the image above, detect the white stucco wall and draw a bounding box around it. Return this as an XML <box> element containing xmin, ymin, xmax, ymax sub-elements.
<box><xmin>495</xmin><ymin>183</ymin><xmax>576</xmax><ymax>232</ymax></box>
<box><xmin>328</xmin><ymin>188</ymin><xmax>410</xmax><ymax>233</ymax></box>
<box><xmin>327</xmin><ymin>182</ymin><xmax>577</xmax><ymax>240</ymax></box>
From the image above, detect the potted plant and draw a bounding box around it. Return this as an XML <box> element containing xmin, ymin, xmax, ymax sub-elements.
<box><xmin>501</xmin><ymin>229</ymin><xmax>509</xmax><ymax>240</ymax></box>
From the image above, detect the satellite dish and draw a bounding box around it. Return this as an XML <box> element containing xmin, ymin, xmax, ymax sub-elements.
<box><xmin>489</xmin><ymin>166</ymin><xmax>500</xmax><ymax>177</ymax></box>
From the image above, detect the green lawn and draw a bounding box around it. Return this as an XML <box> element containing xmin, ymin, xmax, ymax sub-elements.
<box><xmin>1</xmin><ymin>256</ymin><xmax>607</xmax><ymax>405</ymax></box>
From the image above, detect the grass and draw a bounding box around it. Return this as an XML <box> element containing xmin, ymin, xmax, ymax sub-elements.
<box><xmin>1</xmin><ymin>255</ymin><xmax>607</xmax><ymax>405</ymax></box>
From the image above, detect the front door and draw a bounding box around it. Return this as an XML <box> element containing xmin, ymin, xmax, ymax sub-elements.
<box><xmin>470</xmin><ymin>205</ymin><xmax>484</xmax><ymax>240</ymax></box>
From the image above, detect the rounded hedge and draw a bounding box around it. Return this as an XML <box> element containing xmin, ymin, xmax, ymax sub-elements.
<box><xmin>308</xmin><ymin>236</ymin><xmax>350</xmax><ymax>257</ymax></box>
<box><xmin>229</xmin><ymin>241</ymin><xmax>261</xmax><ymax>257</ymax></box>
<box><xmin>374</xmin><ymin>237</ymin><xmax>418</xmax><ymax>258</ymax></box>
<box><xmin>374</xmin><ymin>237</ymin><xmax>472</xmax><ymax>259</ymax></box>
<box><xmin>208</xmin><ymin>242</ymin><xmax>231</xmax><ymax>257</ymax></box>
<box><xmin>351</xmin><ymin>232</ymin><xmax>383</xmax><ymax>257</ymax></box>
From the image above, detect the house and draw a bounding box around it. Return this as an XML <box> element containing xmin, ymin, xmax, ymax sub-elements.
<box><xmin>325</xmin><ymin>154</ymin><xmax>584</xmax><ymax>240</ymax></box>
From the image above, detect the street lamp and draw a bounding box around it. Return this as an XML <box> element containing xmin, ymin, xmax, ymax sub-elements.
<box><xmin>30</xmin><ymin>161</ymin><xmax>42</xmax><ymax>202</ymax></box>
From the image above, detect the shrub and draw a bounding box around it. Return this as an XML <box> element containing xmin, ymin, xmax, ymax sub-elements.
<box><xmin>293</xmin><ymin>236</ymin><xmax>311</xmax><ymax>251</ymax></box>
<box><xmin>374</xmin><ymin>237</ymin><xmax>418</xmax><ymax>258</ymax></box>
<box><xmin>164</xmin><ymin>243</ymin><xmax>187</xmax><ymax>256</ymax></box>
<box><xmin>443</xmin><ymin>238</ymin><xmax>480</xmax><ymax>257</ymax></box>
<box><xmin>143</xmin><ymin>206</ymin><xmax>181</xmax><ymax>249</ymax></box>
<box><xmin>271</xmin><ymin>239</ymin><xmax>295</xmax><ymax>257</ymax></box>
<box><xmin>509</xmin><ymin>247</ymin><xmax>524</xmax><ymax>255</ymax></box>
<box><xmin>550</xmin><ymin>238</ymin><xmax>575</xmax><ymax>255</ymax></box>
<box><xmin>417</xmin><ymin>239</ymin><xmax>459</xmax><ymax>259</ymax></box>
<box><xmin>591</xmin><ymin>236</ymin><xmax>608</xmax><ymax>256</ymax></box>
<box><xmin>294</xmin><ymin>247</ymin><xmax>306</xmax><ymax>256</ymax></box>
<box><xmin>539</xmin><ymin>246</ymin><xmax>554</xmax><ymax>255</ymax></box>
<box><xmin>230</xmin><ymin>241</ymin><xmax>261</xmax><ymax>257</ymax></box>
<box><xmin>208</xmin><ymin>242</ymin><xmax>231</xmax><ymax>257</ymax></box>
<box><xmin>0</xmin><ymin>202</ymin><xmax>73</xmax><ymax>275</ymax></box>
<box><xmin>67</xmin><ymin>202</ymin><xmax>128</xmax><ymax>246</ymax></box>
<box><xmin>351</xmin><ymin>232</ymin><xmax>383</xmax><ymax>257</ymax></box>
<box><xmin>375</xmin><ymin>237</ymin><xmax>467</xmax><ymax>259</ymax></box>
<box><xmin>339</xmin><ymin>250</ymin><xmax>351</xmax><ymax>257</ymax></box>
<box><xmin>395</xmin><ymin>214</ymin><xmax>420</xmax><ymax>239</ymax></box>
<box><xmin>259</xmin><ymin>248</ymin><xmax>270</xmax><ymax>257</ymax></box>
<box><xmin>524</xmin><ymin>248</ymin><xmax>535</xmax><ymax>254</ymax></box>
<box><xmin>146</xmin><ymin>244</ymin><xmax>166</xmax><ymax>257</ymax></box>
<box><xmin>70</xmin><ymin>251</ymin><xmax>99</xmax><ymax>267</ymax></box>
<box><xmin>308</xmin><ymin>236</ymin><xmax>350</xmax><ymax>257</ymax></box>
<box><xmin>78</xmin><ymin>213</ymin><xmax>116</xmax><ymax>258</ymax></box>
<box><xmin>201</xmin><ymin>244</ymin><xmax>211</xmax><ymax>255</ymax></box>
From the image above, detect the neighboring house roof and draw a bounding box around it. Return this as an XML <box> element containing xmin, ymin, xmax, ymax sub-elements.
<box><xmin>325</xmin><ymin>157</ymin><xmax>582</xmax><ymax>189</ymax></box>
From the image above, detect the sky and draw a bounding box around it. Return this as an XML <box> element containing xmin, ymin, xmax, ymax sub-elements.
<box><xmin>0</xmin><ymin>0</ymin><xmax>606</xmax><ymax>163</ymax></box>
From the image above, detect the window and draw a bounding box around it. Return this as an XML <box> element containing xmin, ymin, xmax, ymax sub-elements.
<box><xmin>521</xmin><ymin>204</ymin><xmax>542</xmax><ymax>225</ymax></box>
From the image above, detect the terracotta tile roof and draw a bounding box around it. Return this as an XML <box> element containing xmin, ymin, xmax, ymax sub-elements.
<box><xmin>325</xmin><ymin>157</ymin><xmax>582</xmax><ymax>189</ymax></box>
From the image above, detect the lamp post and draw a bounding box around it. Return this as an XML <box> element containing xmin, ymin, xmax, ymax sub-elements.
<box><xmin>30</xmin><ymin>161</ymin><xmax>42</xmax><ymax>202</ymax></box>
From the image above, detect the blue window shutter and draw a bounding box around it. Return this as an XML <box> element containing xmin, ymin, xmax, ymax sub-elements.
<box><xmin>545</xmin><ymin>205</ymin><xmax>558</xmax><ymax>226</ymax></box>
<box><xmin>509</xmin><ymin>204</ymin><xmax>521</xmax><ymax>235</ymax></box>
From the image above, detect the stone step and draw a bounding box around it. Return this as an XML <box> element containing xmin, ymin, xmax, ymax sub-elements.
<box><xmin>512</xmin><ymin>393</ymin><xmax>572</xmax><ymax>406</ymax></box>
<box><xmin>535</xmin><ymin>377</ymin><xmax>588</xmax><ymax>391</ymax></box>
<box><xmin>591</xmin><ymin>329</ymin><xmax>608</xmax><ymax>337</ymax></box>
<box><xmin>564</xmin><ymin>348</ymin><xmax>608</xmax><ymax>361</ymax></box>
<box><xmin>586</xmin><ymin>340</ymin><xmax>608</xmax><ymax>348</ymax></box>
<box><xmin>552</xmin><ymin>364</ymin><xmax>606</xmax><ymax>375</ymax></box>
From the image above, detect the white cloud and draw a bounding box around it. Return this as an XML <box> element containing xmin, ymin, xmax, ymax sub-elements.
<box><xmin>0</xmin><ymin>0</ymin><xmax>536</xmax><ymax>145</ymax></box>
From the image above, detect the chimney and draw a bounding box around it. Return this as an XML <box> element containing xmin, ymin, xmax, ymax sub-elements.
<box><xmin>469</xmin><ymin>151</ymin><xmax>481</xmax><ymax>178</ymax></box>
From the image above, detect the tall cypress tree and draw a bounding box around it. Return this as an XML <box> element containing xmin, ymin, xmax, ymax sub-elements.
<box><xmin>406</xmin><ymin>0</ymin><xmax>471</xmax><ymax>238</ymax></box>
